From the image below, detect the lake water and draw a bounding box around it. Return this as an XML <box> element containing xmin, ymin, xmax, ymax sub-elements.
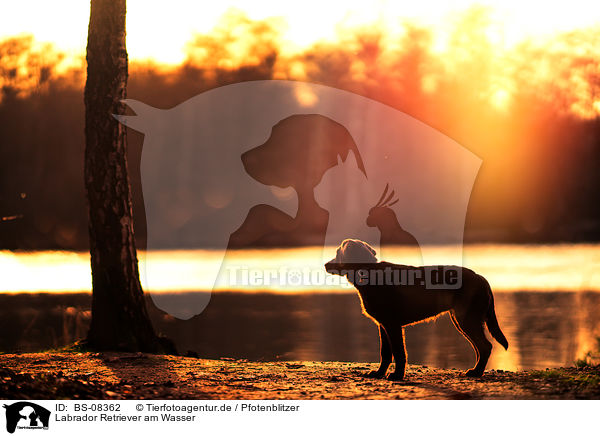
<box><xmin>0</xmin><ymin>244</ymin><xmax>599</xmax><ymax>371</ymax></box>
<box><xmin>1</xmin><ymin>244</ymin><xmax>600</xmax><ymax>293</ymax></box>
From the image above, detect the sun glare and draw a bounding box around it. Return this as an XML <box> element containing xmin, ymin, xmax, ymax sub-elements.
<box><xmin>1</xmin><ymin>1</ymin><xmax>600</xmax><ymax>116</ymax></box>
<box><xmin>3</xmin><ymin>1</ymin><xmax>600</xmax><ymax>64</ymax></box>
<box><xmin>1</xmin><ymin>245</ymin><xmax>599</xmax><ymax>293</ymax></box>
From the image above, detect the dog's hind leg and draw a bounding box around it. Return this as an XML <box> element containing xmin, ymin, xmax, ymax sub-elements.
<box><xmin>451</xmin><ymin>312</ymin><xmax>480</xmax><ymax>372</ymax></box>
<box><xmin>455</xmin><ymin>316</ymin><xmax>492</xmax><ymax>377</ymax></box>
<box><xmin>383</xmin><ymin>324</ymin><xmax>407</xmax><ymax>381</ymax></box>
<box><xmin>450</xmin><ymin>312</ymin><xmax>479</xmax><ymax>362</ymax></box>
<box><xmin>365</xmin><ymin>324</ymin><xmax>392</xmax><ymax>378</ymax></box>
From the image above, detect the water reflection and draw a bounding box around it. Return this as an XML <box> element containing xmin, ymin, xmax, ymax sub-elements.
<box><xmin>2</xmin><ymin>244</ymin><xmax>600</xmax><ymax>292</ymax></box>
<box><xmin>1</xmin><ymin>291</ymin><xmax>599</xmax><ymax>371</ymax></box>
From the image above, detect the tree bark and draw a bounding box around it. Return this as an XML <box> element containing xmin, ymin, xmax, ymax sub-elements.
<box><xmin>84</xmin><ymin>0</ymin><xmax>165</xmax><ymax>351</ymax></box>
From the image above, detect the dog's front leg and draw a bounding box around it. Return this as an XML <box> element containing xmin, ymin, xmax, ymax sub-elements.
<box><xmin>385</xmin><ymin>325</ymin><xmax>406</xmax><ymax>381</ymax></box>
<box><xmin>364</xmin><ymin>324</ymin><xmax>392</xmax><ymax>378</ymax></box>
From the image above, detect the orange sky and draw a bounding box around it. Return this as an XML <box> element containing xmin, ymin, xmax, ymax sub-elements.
<box><xmin>1</xmin><ymin>1</ymin><xmax>600</xmax><ymax>118</ymax></box>
<box><xmin>2</xmin><ymin>1</ymin><xmax>599</xmax><ymax>63</ymax></box>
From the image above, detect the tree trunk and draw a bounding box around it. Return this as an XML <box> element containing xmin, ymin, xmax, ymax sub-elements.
<box><xmin>84</xmin><ymin>0</ymin><xmax>166</xmax><ymax>352</ymax></box>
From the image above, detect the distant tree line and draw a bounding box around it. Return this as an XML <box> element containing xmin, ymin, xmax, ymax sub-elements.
<box><xmin>1</xmin><ymin>14</ymin><xmax>599</xmax><ymax>249</ymax></box>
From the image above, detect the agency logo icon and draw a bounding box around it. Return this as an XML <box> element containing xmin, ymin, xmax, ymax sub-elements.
<box><xmin>116</xmin><ymin>80</ymin><xmax>481</xmax><ymax>319</ymax></box>
<box><xmin>3</xmin><ymin>402</ymin><xmax>50</xmax><ymax>434</ymax></box>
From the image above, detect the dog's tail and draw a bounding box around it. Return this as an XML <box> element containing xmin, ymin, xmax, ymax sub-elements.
<box><xmin>483</xmin><ymin>280</ymin><xmax>509</xmax><ymax>350</ymax></box>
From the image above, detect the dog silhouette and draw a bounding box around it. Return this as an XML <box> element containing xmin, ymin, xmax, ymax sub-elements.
<box><xmin>325</xmin><ymin>239</ymin><xmax>508</xmax><ymax>380</ymax></box>
<box><xmin>228</xmin><ymin>114</ymin><xmax>366</xmax><ymax>248</ymax></box>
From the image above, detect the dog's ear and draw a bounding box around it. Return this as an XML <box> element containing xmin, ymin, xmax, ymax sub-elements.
<box><xmin>339</xmin><ymin>239</ymin><xmax>350</xmax><ymax>252</ymax></box>
<box><xmin>359</xmin><ymin>241</ymin><xmax>377</xmax><ymax>262</ymax></box>
<box><xmin>367</xmin><ymin>244</ymin><xmax>376</xmax><ymax>257</ymax></box>
<box><xmin>336</xmin><ymin>239</ymin><xmax>352</xmax><ymax>265</ymax></box>
<box><xmin>340</xmin><ymin>239</ymin><xmax>377</xmax><ymax>263</ymax></box>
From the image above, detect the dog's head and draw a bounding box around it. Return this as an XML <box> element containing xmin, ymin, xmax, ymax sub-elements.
<box><xmin>241</xmin><ymin>114</ymin><xmax>366</xmax><ymax>191</ymax></box>
<box><xmin>325</xmin><ymin>239</ymin><xmax>377</xmax><ymax>278</ymax></box>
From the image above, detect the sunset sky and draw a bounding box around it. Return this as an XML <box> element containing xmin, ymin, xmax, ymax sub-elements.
<box><xmin>2</xmin><ymin>1</ymin><xmax>599</xmax><ymax>121</ymax></box>
<box><xmin>2</xmin><ymin>0</ymin><xmax>599</xmax><ymax>64</ymax></box>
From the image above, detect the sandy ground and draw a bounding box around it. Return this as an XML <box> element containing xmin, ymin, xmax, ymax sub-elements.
<box><xmin>0</xmin><ymin>352</ymin><xmax>599</xmax><ymax>400</ymax></box>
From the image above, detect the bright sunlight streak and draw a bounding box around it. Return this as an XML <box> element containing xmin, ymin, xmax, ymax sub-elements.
<box><xmin>2</xmin><ymin>0</ymin><xmax>600</xmax><ymax>64</ymax></box>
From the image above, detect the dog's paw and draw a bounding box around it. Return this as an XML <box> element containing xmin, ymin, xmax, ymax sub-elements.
<box><xmin>386</xmin><ymin>372</ymin><xmax>405</xmax><ymax>382</ymax></box>
<box><xmin>363</xmin><ymin>370</ymin><xmax>386</xmax><ymax>379</ymax></box>
<box><xmin>464</xmin><ymin>368</ymin><xmax>484</xmax><ymax>377</ymax></box>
